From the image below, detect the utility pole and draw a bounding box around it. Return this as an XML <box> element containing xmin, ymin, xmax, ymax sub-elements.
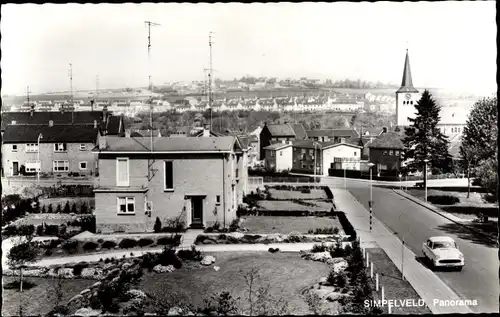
<box><xmin>94</xmin><ymin>74</ymin><xmax>99</xmax><ymax>111</ymax></box>
<box><xmin>68</xmin><ymin>63</ymin><xmax>73</xmax><ymax>104</ymax></box>
<box><xmin>26</xmin><ymin>86</ymin><xmax>31</xmax><ymax>107</ymax></box>
<box><xmin>208</xmin><ymin>31</ymin><xmax>215</xmax><ymax>131</ymax></box>
<box><xmin>144</xmin><ymin>20</ymin><xmax>160</xmax><ymax>151</ymax></box>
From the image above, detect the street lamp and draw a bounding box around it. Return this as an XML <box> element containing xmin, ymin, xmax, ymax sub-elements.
<box><xmin>367</xmin><ymin>162</ymin><xmax>375</xmax><ymax>232</ymax></box>
<box><xmin>423</xmin><ymin>159</ymin><xmax>430</xmax><ymax>202</ymax></box>
<box><xmin>37</xmin><ymin>133</ymin><xmax>43</xmax><ymax>184</ymax></box>
<box><xmin>398</xmin><ymin>172</ymin><xmax>402</xmax><ymax>190</ymax></box>
<box><xmin>344</xmin><ymin>165</ymin><xmax>346</xmax><ymax>190</ymax></box>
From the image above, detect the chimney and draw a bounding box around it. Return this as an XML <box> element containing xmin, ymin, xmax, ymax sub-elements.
<box><xmin>94</xmin><ymin>120</ymin><xmax>98</xmax><ymax>129</ymax></box>
<box><xmin>49</xmin><ymin>120</ymin><xmax>54</xmax><ymax>127</ymax></box>
<box><xmin>98</xmin><ymin>135</ymin><xmax>107</xmax><ymax>150</ymax></box>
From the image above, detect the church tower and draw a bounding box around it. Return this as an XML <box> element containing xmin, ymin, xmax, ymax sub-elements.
<box><xmin>395</xmin><ymin>50</ymin><xmax>419</xmax><ymax>127</ymax></box>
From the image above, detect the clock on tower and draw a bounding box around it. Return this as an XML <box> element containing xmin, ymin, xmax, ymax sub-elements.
<box><xmin>405</xmin><ymin>93</ymin><xmax>411</xmax><ymax>100</ymax></box>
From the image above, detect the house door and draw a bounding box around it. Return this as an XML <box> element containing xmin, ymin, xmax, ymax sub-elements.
<box><xmin>12</xmin><ymin>162</ymin><xmax>19</xmax><ymax>176</ymax></box>
<box><xmin>191</xmin><ymin>196</ymin><xmax>204</xmax><ymax>225</ymax></box>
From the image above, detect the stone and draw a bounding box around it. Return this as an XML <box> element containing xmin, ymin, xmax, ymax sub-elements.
<box><xmin>153</xmin><ymin>264</ymin><xmax>175</xmax><ymax>273</ymax></box>
<box><xmin>319</xmin><ymin>277</ymin><xmax>330</xmax><ymax>286</ymax></box>
<box><xmin>68</xmin><ymin>294</ymin><xmax>86</xmax><ymax>308</ymax></box>
<box><xmin>59</xmin><ymin>268</ymin><xmax>74</xmax><ymax>278</ymax></box>
<box><xmin>74</xmin><ymin>307</ymin><xmax>101</xmax><ymax>316</ymax></box>
<box><xmin>91</xmin><ymin>281</ymin><xmax>102</xmax><ymax>289</ymax></box>
<box><xmin>167</xmin><ymin>307</ymin><xmax>184</xmax><ymax>316</ymax></box>
<box><xmin>122</xmin><ymin>262</ymin><xmax>133</xmax><ymax>270</ymax></box>
<box><xmin>309</xmin><ymin>251</ymin><xmax>332</xmax><ymax>262</ymax></box>
<box><xmin>95</xmin><ymin>247</ymin><xmax>101</xmax><ymax>252</ymax></box>
<box><xmin>214</xmin><ymin>266</ymin><xmax>220</xmax><ymax>271</ymax></box>
<box><xmin>127</xmin><ymin>289</ymin><xmax>147</xmax><ymax>301</ymax></box>
<box><xmin>229</xmin><ymin>232</ymin><xmax>244</xmax><ymax>239</ymax></box>
<box><xmin>331</xmin><ymin>260</ymin><xmax>348</xmax><ymax>273</ymax></box>
<box><xmin>200</xmin><ymin>255</ymin><xmax>216</xmax><ymax>266</ymax></box>
<box><xmin>80</xmin><ymin>288</ymin><xmax>91</xmax><ymax>296</ymax></box>
<box><xmin>326</xmin><ymin>292</ymin><xmax>347</xmax><ymax>302</ymax></box>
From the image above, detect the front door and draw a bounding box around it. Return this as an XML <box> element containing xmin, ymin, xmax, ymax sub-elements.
<box><xmin>191</xmin><ymin>196</ymin><xmax>204</xmax><ymax>225</ymax></box>
<box><xmin>12</xmin><ymin>162</ymin><xmax>19</xmax><ymax>176</ymax></box>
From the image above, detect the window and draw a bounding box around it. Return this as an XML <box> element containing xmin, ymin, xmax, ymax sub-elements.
<box><xmin>280</xmin><ymin>150</ymin><xmax>283</xmax><ymax>156</ymax></box>
<box><xmin>116</xmin><ymin>158</ymin><xmax>129</xmax><ymax>186</ymax></box>
<box><xmin>353</xmin><ymin>151</ymin><xmax>357</xmax><ymax>156</ymax></box>
<box><xmin>80</xmin><ymin>144</ymin><xmax>86</xmax><ymax>151</ymax></box>
<box><xmin>26</xmin><ymin>144</ymin><xmax>39</xmax><ymax>152</ymax></box>
<box><xmin>54</xmin><ymin>143</ymin><xmax>67</xmax><ymax>152</ymax></box>
<box><xmin>53</xmin><ymin>160</ymin><xmax>69</xmax><ymax>172</ymax></box>
<box><xmin>309</xmin><ymin>149</ymin><xmax>314</xmax><ymax>156</ymax></box>
<box><xmin>216</xmin><ymin>195</ymin><xmax>221</xmax><ymax>205</ymax></box>
<box><xmin>12</xmin><ymin>145</ymin><xmax>18</xmax><ymax>152</ymax></box>
<box><xmin>236</xmin><ymin>168</ymin><xmax>239</xmax><ymax>179</ymax></box>
<box><xmin>79</xmin><ymin>161</ymin><xmax>88</xmax><ymax>170</ymax></box>
<box><xmin>301</xmin><ymin>149</ymin><xmax>306</xmax><ymax>154</ymax></box>
<box><xmin>395</xmin><ymin>150</ymin><xmax>400</xmax><ymax>156</ymax></box>
<box><xmin>410</xmin><ymin>101</ymin><xmax>413</xmax><ymax>105</ymax></box>
<box><xmin>341</xmin><ymin>138</ymin><xmax>346</xmax><ymax>143</ymax></box>
<box><xmin>164</xmin><ymin>161</ymin><xmax>173</xmax><ymax>190</ymax></box>
<box><xmin>389</xmin><ymin>150</ymin><xmax>394</xmax><ymax>156</ymax></box>
<box><xmin>383</xmin><ymin>150</ymin><xmax>388</xmax><ymax>156</ymax></box>
<box><xmin>25</xmin><ymin>161</ymin><xmax>41</xmax><ymax>173</ymax></box>
<box><xmin>117</xmin><ymin>197</ymin><xmax>135</xmax><ymax>214</ymax></box>
<box><xmin>271</xmin><ymin>151</ymin><xmax>275</xmax><ymax>157</ymax></box>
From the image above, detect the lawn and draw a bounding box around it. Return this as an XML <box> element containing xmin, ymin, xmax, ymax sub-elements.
<box><xmin>365</xmin><ymin>248</ymin><xmax>432</xmax><ymax>314</ymax></box>
<box><xmin>257</xmin><ymin>200</ymin><xmax>333</xmax><ymax>212</ymax></box>
<box><xmin>267</xmin><ymin>188</ymin><xmax>328</xmax><ymax>200</ymax></box>
<box><xmin>1</xmin><ymin>276</ymin><xmax>94</xmax><ymax>317</ymax></box>
<box><xmin>138</xmin><ymin>251</ymin><xmax>331</xmax><ymax>315</ymax></box>
<box><xmin>241</xmin><ymin>216</ymin><xmax>343</xmax><ymax>234</ymax></box>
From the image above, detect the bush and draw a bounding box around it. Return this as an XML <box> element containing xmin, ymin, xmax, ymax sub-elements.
<box><xmin>205</xmin><ymin>227</ymin><xmax>214</xmax><ymax>233</ymax></box>
<box><xmin>212</xmin><ymin>221</ymin><xmax>221</xmax><ymax>231</ymax></box>
<box><xmin>61</xmin><ymin>240</ymin><xmax>79</xmax><ymax>252</ymax></box>
<box><xmin>83</xmin><ymin>241</ymin><xmax>98</xmax><ymax>251</ymax></box>
<box><xmin>119</xmin><ymin>238</ymin><xmax>138</xmax><ymax>249</ymax></box>
<box><xmin>140</xmin><ymin>252</ymin><xmax>159</xmax><ymax>271</ymax></box>
<box><xmin>154</xmin><ymin>217</ymin><xmax>162</xmax><ymax>233</ymax></box>
<box><xmin>138</xmin><ymin>237</ymin><xmax>154</xmax><ymax>247</ymax></box>
<box><xmin>55</xmin><ymin>204</ymin><xmax>62</xmax><ymax>213</ymax></box>
<box><xmin>71</xmin><ymin>202</ymin><xmax>78</xmax><ymax>214</ymax></box>
<box><xmin>301</xmin><ymin>187</ymin><xmax>311</xmax><ymax>194</ymax></box>
<box><xmin>157</xmin><ymin>235</ymin><xmax>181</xmax><ymax>246</ymax></box>
<box><xmin>313</xmin><ymin>227</ymin><xmax>338</xmax><ymax>234</ymax></box>
<box><xmin>427</xmin><ymin>195</ymin><xmax>460</xmax><ymax>205</ymax></box>
<box><xmin>18</xmin><ymin>224</ymin><xmax>35</xmax><ymax>236</ymax></box>
<box><xmin>80</xmin><ymin>202</ymin><xmax>89</xmax><ymax>214</ymax></box>
<box><xmin>177</xmin><ymin>246</ymin><xmax>203</xmax><ymax>261</ymax></box>
<box><xmin>229</xmin><ymin>218</ymin><xmax>240</xmax><ymax>232</ymax></box>
<box><xmin>102</xmin><ymin>240</ymin><xmax>117</xmax><ymax>249</ymax></box>
<box><xmin>44</xmin><ymin>225</ymin><xmax>60</xmax><ymax>236</ymax></box>
<box><xmin>72</xmin><ymin>262</ymin><xmax>89</xmax><ymax>276</ymax></box>
<box><xmin>3</xmin><ymin>225</ymin><xmax>18</xmax><ymax>236</ymax></box>
<box><xmin>47</xmin><ymin>204</ymin><xmax>54</xmax><ymax>213</ymax></box>
<box><xmin>158</xmin><ymin>246</ymin><xmax>182</xmax><ymax>269</ymax></box>
<box><xmin>311</xmin><ymin>243</ymin><xmax>328</xmax><ymax>253</ymax></box>
<box><xmin>329</xmin><ymin>242</ymin><xmax>344</xmax><ymax>258</ymax></box>
<box><xmin>63</xmin><ymin>201</ymin><xmax>71</xmax><ymax>214</ymax></box>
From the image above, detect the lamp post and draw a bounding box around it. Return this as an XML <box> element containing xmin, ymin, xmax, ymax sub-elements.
<box><xmin>37</xmin><ymin>133</ymin><xmax>43</xmax><ymax>184</ymax></box>
<box><xmin>344</xmin><ymin>165</ymin><xmax>346</xmax><ymax>189</ymax></box>
<box><xmin>367</xmin><ymin>162</ymin><xmax>375</xmax><ymax>232</ymax></box>
<box><xmin>423</xmin><ymin>159</ymin><xmax>429</xmax><ymax>202</ymax></box>
<box><xmin>398</xmin><ymin>173</ymin><xmax>402</xmax><ymax>190</ymax></box>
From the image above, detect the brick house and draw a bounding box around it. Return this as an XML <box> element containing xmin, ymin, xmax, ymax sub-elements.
<box><xmin>2</xmin><ymin>124</ymin><xmax>100</xmax><ymax>176</ymax></box>
<box><xmin>368</xmin><ymin>131</ymin><xmax>405</xmax><ymax>175</ymax></box>
<box><xmin>93</xmin><ymin>136</ymin><xmax>247</xmax><ymax>233</ymax></box>
<box><xmin>263</xmin><ymin>143</ymin><xmax>293</xmax><ymax>172</ymax></box>
<box><xmin>305</xmin><ymin>129</ymin><xmax>360</xmax><ymax>143</ymax></box>
<box><xmin>259</xmin><ymin>122</ymin><xmax>307</xmax><ymax>159</ymax></box>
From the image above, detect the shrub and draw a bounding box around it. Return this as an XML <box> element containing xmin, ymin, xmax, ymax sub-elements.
<box><xmin>158</xmin><ymin>246</ymin><xmax>182</xmax><ymax>269</ymax></box>
<box><xmin>55</xmin><ymin>204</ymin><xmax>62</xmax><ymax>213</ymax></box>
<box><xmin>44</xmin><ymin>225</ymin><xmax>60</xmax><ymax>236</ymax></box>
<box><xmin>427</xmin><ymin>195</ymin><xmax>460</xmax><ymax>205</ymax></box>
<box><xmin>140</xmin><ymin>252</ymin><xmax>159</xmax><ymax>271</ymax></box>
<box><xmin>329</xmin><ymin>242</ymin><xmax>344</xmax><ymax>258</ymax></box>
<box><xmin>154</xmin><ymin>217</ymin><xmax>162</xmax><ymax>233</ymax></box>
<box><xmin>71</xmin><ymin>202</ymin><xmax>78</xmax><ymax>214</ymax></box>
<box><xmin>41</xmin><ymin>205</ymin><xmax>46</xmax><ymax>213</ymax></box>
<box><xmin>83</xmin><ymin>241</ymin><xmax>99</xmax><ymax>251</ymax></box>
<box><xmin>212</xmin><ymin>221</ymin><xmax>221</xmax><ymax>231</ymax></box>
<box><xmin>63</xmin><ymin>201</ymin><xmax>71</xmax><ymax>214</ymax></box>
<box><xmin>138</xmin><ymin>238</ymin><xmax>154</xmax><ymax>247</ymax></box>
<box><xmin>177</xmin><ymin>246</ymin><xmax>203</xmax><ymax>261</ymax></box>
<box><xmin>104</xmin><ymin>258</ymin><xmax>111</xmax><ymax>264</ymax></box>
<box><xmin>3</xmin><ymin>225</ymin><xmax>18</xmax><ymax>236</ymax></box>
<box><xmin>311</xmin><ymin>243</ymin><xmax>328</xmax><ymax>253</ymax></box>
<box><xmin>98</xmin><ymin>238</ymin><xmax>104</xmax><ymax>243</ymax></box>
<box><xmin>45</xmin><ymin>249</ymin><xmax>53</xmax><ymax>256</ymax></box>
<box><xmin>18</xmin><ymin>224</ymin><xmax>35</xmax><ymax>236</ymax></box>
<box><xmin>61</xmin><ymin>240</ymin><xmax>79</xmax><ymax>252</ymax></box>
<box><xmin>301</xmin><ymin>187</ymin><xmax>311</xmax><ymax>194</ymax></box>
<box><xmin>72</xmin><ymin>262</ymin><xmax>88</xmax><ymax>276</ymax></box>
<box><xmin>102</xmin><ymin>240</ymin><xmax>117</xmax><ymax>249</ymax></box>
<box><xmin>119</xmin><ymin>238</ymin><xmax>138</xmax><ymax>249</ymax></box>
<box><xmin>205</xmin><ymin>227</ymin><xmax>214</xmax><ymax>233</ymax></box>
<box><xmin>80</xmin><ymin>202</ymin><xmax>88</xmax><ymax>214</ymax></box>
<box><xmin>47</xmin><ymin>204</ymin><xmax>54</xmax><ymax>213</ymax></box>
<box><xmin>157</xmin><ymin>235</ymin><xmax>180</xmax><ymax>246</ymax></box>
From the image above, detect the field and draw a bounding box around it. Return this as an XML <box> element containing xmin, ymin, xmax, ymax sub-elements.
<box><xmin>1</xmin><ymin>276</ymin><xmax>95</xmax><ymax>317</ymax></box>
<box><xmin>257</xmin><ymin>200</ymin><xmax>333</xmax><ymax>212</ymax></box>
<box><xmin>268</xmin><ymin>188</ymin><xmax>328</xmax><ymax>200</ymax></box>
<box><xmin>138</xmin><ymin>251</ymin><xmax>330</xmax><ymax>315</ymax></box>
<box><xmin>241</xmin><ymin>216</ymin><xmax>342</xmax><ymax>234</ymax></box>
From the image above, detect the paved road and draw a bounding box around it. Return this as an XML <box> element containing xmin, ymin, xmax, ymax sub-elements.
<box><xmin>322</xmin><ymin>177</ymin><xmax>498</xmax><ymax>313</ymax></box>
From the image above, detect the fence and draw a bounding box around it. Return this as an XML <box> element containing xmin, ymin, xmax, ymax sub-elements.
<box><xmin>328</xmin><ymin>169</ymin><xmax>462</xmax><ymax>182</ymax></box>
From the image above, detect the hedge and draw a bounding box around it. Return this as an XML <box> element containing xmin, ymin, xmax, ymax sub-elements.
<box><xmin>335</xmin><ymin>211</ymin><xmax>356</xmax><ymax>241</ymax></box>
<box><xmin>427</xmin><ymin>195</ymin><xmax>460</xmax><ymax>205</ymax></box>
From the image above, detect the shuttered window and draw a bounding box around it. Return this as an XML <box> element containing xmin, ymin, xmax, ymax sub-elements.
<box><xmin>116</xmin><ymin>158</ymin><xmax>129</xmax><ymax>186</ymax></box>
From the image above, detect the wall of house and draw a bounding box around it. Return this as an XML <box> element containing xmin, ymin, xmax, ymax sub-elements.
<box><xmin>276</xmin><ymin>146</ymin><xmax>293</xmax><ymax>171</ymax></box>
<box><xmin>291</xmin><ymin>147</ymin><xmax>321</xmax><ymax>174</ymax></box>
<box><xmin>95</xmin><ymin>152</ymin><xmax>241</xmax><ymax>233</ymax></box>
<box><xmin>396</xmin><ymin>91</ymin><xmax>420</xmax><ymax>127</ymax></box>
<box><xmin>259</xmin><ymin>127</ymin><xmax>272</xmax><ymax>160</ymax></box>
<box><xmin>2</xmin><ymin>142</ymin><xmax>97</xmax><ymax>176</ymax></box>
<box><xmin>369</xmin><ymin>147</ymin><xmax>403</xmax><ymax>173</ymax></box>
<box><xmin>437</xmin><ymin>124</ymin><xmax>466</xmax><ymax>136</ymax></box>
<box><xmin>322</xmin><ymin>145</ymin><xmax>362</xmax><ymax>175</ymax></box>
<box><xmin>264</xmin><ymin>150</ymin><xmax>277</xmax><ymax>170</ymax></box>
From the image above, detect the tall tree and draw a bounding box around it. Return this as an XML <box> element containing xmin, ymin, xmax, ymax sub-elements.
<box><xmin>460</xmin><ymin>96</ymin><xmax>498</xmax><ymax>200</ymax></box>
<box><xmin>7</xmin><ymin>235</ymin><xmax>41</xmax><ymax>294</ymax></box>
<box><xmin>402</xmin><ymin>90</ymin><xmax>452</xmax><ymax>181</ymax></box>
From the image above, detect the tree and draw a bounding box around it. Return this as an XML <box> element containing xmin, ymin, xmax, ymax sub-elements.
<box><xmin>55</xmin><ymin>204</ymin><xmax>61</xmax><ymax>214</ymax></box>
<box><xmin>71</xmin><ymin>202</ymin><xmax>78</xmax><ymax>214</ymax></box>
<box><xmin>154</xmin><ymin>217</ymin><xmax>162</xmax><ymax>233</ymax></box>
<box><xmin>47</xmin><ymin>204</ymin><xmax>53</xmax><ymax>213</ymax></box>
<box><xmin>402</xmin><ymin>90</ymin><xmax>453</xmax><ymax>182</ymax></box>
<box><xmin>80</xmin><ymin>202</ymin><xmax>88</xmax><ymax>214</ymax></box>
<box><xmin>7</xmin><ymin>236</ymin><xmax>41</xmax><ymax>293</ymax></box>
<box><xmin>460</xmin><ymin>96</ymin><xmax>498</xmax><ymax>199</ymax></box>
<box><xmin>63</xmin><ymin>201</ymin><xmax>71</xmax><ymax>214</ymax></box>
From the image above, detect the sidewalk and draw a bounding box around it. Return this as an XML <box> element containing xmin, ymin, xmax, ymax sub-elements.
<box><xmin>330</xmin><ymin>187</ymin><xmax>472</xmax><ymax>314</ymax></box>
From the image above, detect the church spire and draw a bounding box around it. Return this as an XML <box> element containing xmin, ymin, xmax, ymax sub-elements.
<box><xmin>396</xmin><ymin>49</ymin><xmax>419</xmax><ymax>93</ymax></box>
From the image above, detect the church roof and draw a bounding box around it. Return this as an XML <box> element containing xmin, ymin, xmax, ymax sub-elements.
<box><xmin>396</xmin><ymin>50</ymin><xmax>419</xmax><ymax>94</ymax></box>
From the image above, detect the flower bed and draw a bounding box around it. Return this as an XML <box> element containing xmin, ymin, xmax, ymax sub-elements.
<box><xmin>194</xmin><ymin>232</ymin><xmax>341</xmax><ymax>245</ymax></box>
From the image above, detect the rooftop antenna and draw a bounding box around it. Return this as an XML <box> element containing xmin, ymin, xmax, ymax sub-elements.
<box><xmin>68</xmin><ymin>63</ymin><xmax>74</xmax><ymax>123</ymax></box>
<box><xmin>26</xmin><ymin>85</ymin><xmax>31</xmax><ymax>107</ymax></box>
<box><xmin>144</xmin><ymin>20</ymin><xmax>160</xmax><ymax>152</ymax></box>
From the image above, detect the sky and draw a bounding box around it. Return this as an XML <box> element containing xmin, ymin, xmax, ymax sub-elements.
<box><xmin>1</xmin><ymin>2</ymin><xmax>497</xmax><ymax>96</ymax></box>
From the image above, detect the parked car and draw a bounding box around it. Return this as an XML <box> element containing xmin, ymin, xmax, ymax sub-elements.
<box><xmin>422</xmin><ymin>236</ymin><xmax>464</xmax><ymax>271</ymax></box>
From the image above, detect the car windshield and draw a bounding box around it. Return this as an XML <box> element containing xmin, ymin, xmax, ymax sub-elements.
<box><xmin>433</xmin><ymin>241</ymin><xmax>455</xmax><ymax>249</ymax></box>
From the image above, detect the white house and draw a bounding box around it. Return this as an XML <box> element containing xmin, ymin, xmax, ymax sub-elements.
<box><xmin>321</xmin><ymin>142</ymin><xmax>363</xmax><ymax>175</ymax></box>
<box><xmin>263</xmin><ymin>143</ymin><xmax>293</xmax><ymax>172</ymax></box>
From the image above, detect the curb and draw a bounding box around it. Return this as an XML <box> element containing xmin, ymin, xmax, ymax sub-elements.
<box><xmin>393</xmin><ymin>189</ymin><xmax>498</xmax><ymax>245</ymax></box>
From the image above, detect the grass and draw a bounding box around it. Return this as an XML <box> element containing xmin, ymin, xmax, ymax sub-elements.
<box><xmin>267</xmin><ymin>188</ymin><xmax>328</xmax><ymax>200</ymax></box>
<box><xmin>257</xmin><ymin>200</ymin><xmax>332</xmax><ymax>212</ymax></box>
<box><xmin>241</xmin><ymin>216</ymin><xmax>342</xmax><ymax>234</ymax></box>
<box><xmin>365</xmin><ymin>248</ymin><xmax>432</xmax><ymax>314</ymax></box>
<box><xmin>1</xmin><ymin>276</ymin><xmax>95</xmax><ymax>317</ymax></box>
<box><xmin>138</xmin><ymin>251</ymin><xmax>331</xmax><ymax>315</ymax></box>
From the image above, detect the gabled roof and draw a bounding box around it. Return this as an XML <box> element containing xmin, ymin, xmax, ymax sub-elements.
<box><xmin>368</xmin><ymin>132</ymin><xmax>405</xmax><ymax>149</ymax></box>
<box><xmin>2</xmin><ymin>111</ymin><xmax>106</xmax><ymax>127</ymax></box>
<box><xmin>292</xmin><ymin>140</ymin><xmax>336</xmax><ymax>149</ymax></box>
<box><xmin>2</xmin><ymin>124</ymin><xmax>99</xmax><ymax>144</ymax></box>
<box><xmin>266</xmin><ymin>124</ymin><xmax>296</xmax><ymax>137</ymax></box>
<box><xmin>306</xmin><ymin>129</ymin><xmax>359</xmax><ymax>139</ymax></box>
<box><xmin>263</xmin><ymin>143</ymin><xmax>292</xmax><ymax>151</ymax></box>
<box><xmin>99</xmin><ymin>136</ymin><xmax>238</xmax><ymax>153</ymax></box>
<box><xmin>290</xmin><ymin>123</ymin><xmax>308</xmax><ymax>140</ymax></box>
<box><xmin>396</xmin><ymin>50</ymin><xmax>419</xmax><ymax>94</ymax></box>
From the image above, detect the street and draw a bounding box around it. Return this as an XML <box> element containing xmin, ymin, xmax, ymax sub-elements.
<box><xmin>322</xmin><ymin>177</ymin><xmax>499</xmax><ymax>313</ymax></box>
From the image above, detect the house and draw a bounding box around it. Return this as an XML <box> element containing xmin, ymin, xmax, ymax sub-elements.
<box><xmin>92</xmin><ymin>136</ymin><xmax>247</xmax><ymax>233</ymax></box>
<box><xmin>1</xmin><ymin>110</ymin><xmax>125</xmax><ymax>136</ymax></box>
<box><xmin>259</xmin><ymin>122</ymin><xmax>307</xmax><ymax>159</ymax></box>
<box><xmin>2</xmin><ymin>123</ymin><xmax>100</xmax><ymax>177</ymax></box>
<box><xmin>436</xmin><ymin>107</ymin><xmax>468</xmax><ymax>136</ymax></box>
<box><xmin>291</xmin><ymin>140</ymin><xmax>362</xmax><ymax>175</ymax></box>
<box><xmin>263</xmin><ymin>143</ymin><xmax>293</xmax><ymax>172</ymax></box>
<box><xmin>127</xmin><ymin>129</ymin><xmax>163</xmax><ymax>137</ymax></box>
<box><xmin>368</xmin><ymin>131</ymin><xmax>405</xmax><ymax>175</ymax></box>
<box><xmin>305</xmin><ymin>129</ymin><xmax>360</xmax><ymax>143</ymax></box>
